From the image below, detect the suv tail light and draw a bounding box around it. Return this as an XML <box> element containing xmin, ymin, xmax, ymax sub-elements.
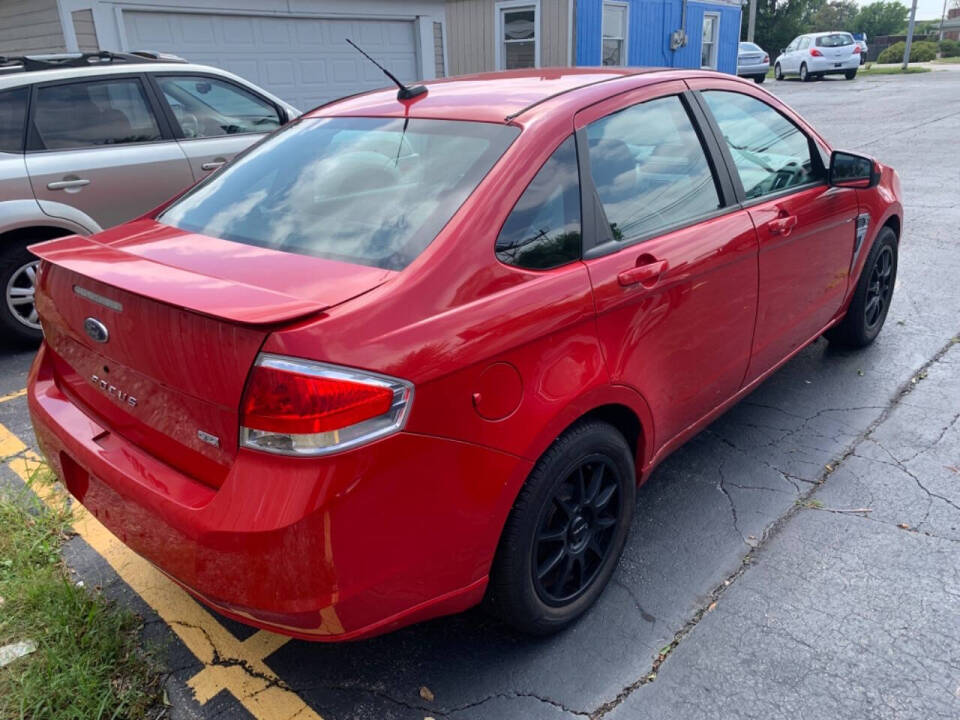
<box><xmin>852</xmin><ymin>45</ymin><xmax>861</xmax><ymax>54</ymax></box>
<box><xmin>810</xmin><ymin>48</ymin><xmax>823</xmax><ymax>57</ymax></box>
<box><xmin>240</xmin><ymin>354</ymin><xmax>413</xmax><ymax>456</ymax></box>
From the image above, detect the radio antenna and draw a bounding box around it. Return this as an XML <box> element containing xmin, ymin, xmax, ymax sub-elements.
<box><xmin>346</xmin><ymin>39</ymin><xmax>427</xmax><ymax>101</ymax></box>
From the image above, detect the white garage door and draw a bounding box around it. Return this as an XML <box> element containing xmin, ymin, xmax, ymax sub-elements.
<box><xmin>123</xmin><ymin>11</ymin><xmax>419</xmax><ymax>111</ymax></box>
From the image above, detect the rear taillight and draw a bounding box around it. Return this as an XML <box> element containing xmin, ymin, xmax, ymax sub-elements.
<box><xmin>763</xmin><ymin>54</ymin><xmax>769</xmax><ymax>63</ymax></box>
<box><xmin>240</xmin><ymin>354</ymin><xmax>413</xmax><ymax>456</ymax></box>
<box><xmin>810</xmin><ymin>48</ymin><xmax>823</xmax><ymax>57</ymax></box>
<box><xmin>852</xmin><ymin>45</ymin><xmax>861</xmax><ymax>54</ymax></box>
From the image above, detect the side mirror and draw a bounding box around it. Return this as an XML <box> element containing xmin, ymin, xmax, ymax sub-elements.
<box><xmin>828</xmin><ymin>150</ymin><xmax>880</xmax><ymax>189</ymax></box>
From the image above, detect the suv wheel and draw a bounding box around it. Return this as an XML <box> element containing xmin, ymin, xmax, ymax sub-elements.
<box><xmin>487</xmin><ymin>420</ymin><xmax>635</xmax><ymax>635</ymax></box>
<box><xmin>0</xmin><ymin>241</ymin><xmax>43</xmax><ymax>344</ymax></box>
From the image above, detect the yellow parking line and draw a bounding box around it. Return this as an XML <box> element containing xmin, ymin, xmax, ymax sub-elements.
<box><xmin>0</xmin><ymin>388</ymin><xmax>27</xmax><ymax>404</ymax></box>
<box><xmin>0</xmin><ymin>422</ymin><xmax>322</xmax><ymax>720</ymax></box>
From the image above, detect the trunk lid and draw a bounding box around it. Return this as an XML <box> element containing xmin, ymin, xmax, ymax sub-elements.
<box><xmin>32</xmin><ymin>220</ymin><xmax>393</xmax><ymax>487</ymax></box>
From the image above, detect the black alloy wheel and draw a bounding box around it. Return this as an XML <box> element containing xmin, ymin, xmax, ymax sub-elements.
<box><xmin>532</xmin><ymin>455</ymin><xmax>621</xmax><ymax>606</ymax></box>
<box><xmin>864</xmin><ymin>244</ymin><xmax>894</xmax><ymax>332</ymax></box>
<box><xmin>825</xmin><ymin>226</ymin><xmax>898</xmax><ymax>348</ymax></box>
<box><xmin>487</xmin><ymin>420</ymin><xmax>635</xmax><ymax>635</ymax></box>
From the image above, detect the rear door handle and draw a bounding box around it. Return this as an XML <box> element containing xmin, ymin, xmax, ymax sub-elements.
<box><xmin>201</xmin><ymin>159</ymin><xmax>227</xmax><ymax>171</ymax></box>
<box><xmin>768</xmin><ymin>215</ymin><xmax>798</xmax><ymax>236</ymax></box>
<box><xmin>618</xmin><ymin>259</ymin><xmax>668</xmax><ymax>287</ymax></box>
<box><xmin>47</xmin><ymin>178</ymin><xmax>90</xmax><ymax>190</ymax></box>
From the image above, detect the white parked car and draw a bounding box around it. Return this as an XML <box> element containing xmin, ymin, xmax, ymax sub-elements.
<box><xmin>774</xmin><ymin>32</ymin><xmax>861</xmax><ymax>82</ymax></box>
<box><xmin>855</xmin><ymin>38</ymin><xmax>868</xmax><ymax>65</ymax></box>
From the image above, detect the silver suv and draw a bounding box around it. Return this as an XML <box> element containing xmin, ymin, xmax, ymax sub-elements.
<box><xmin>0</xmin><ymin>52</ymin><xmax>299</xmax><ymax>342</ymax></box>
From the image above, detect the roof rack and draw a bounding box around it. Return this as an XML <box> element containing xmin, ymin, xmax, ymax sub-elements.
<box><xmin>0</xmin><ymin>50</ymin><xmax>187</xmax><ymax>73</ymax></box>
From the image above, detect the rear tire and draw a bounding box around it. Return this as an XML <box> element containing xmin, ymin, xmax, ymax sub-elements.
<box><xmin>487</xmin><ymin>420</ymin><xmax>635</xmax><ymax>635</ymax></box>
<box><xmin>845</xmin><ymin>69</ymin><xmax>857</xmax><ymax>80</ymax></box>
<box><xmin>0</xmin><ymin>240</ymin><xmax>43</xmax><ymax>345</ymax></box>
<box><xmin>800</xmin><ymin>63</ymin><xmax>810</xmax><ymax>81</ymax></box>
<box><xmin>826</xmin><ymin>227</ymin><xmax>898</xmax><ymax>348</ymax></box>
<box><xmin>774</xmin><ymin>63</ymin><xmax>783</xmax><ymax>80</ymax></box>
<box><xmin>754</xmin><ymin>73</ymin><xmax>766</xmax><ymax>84</ymax></box>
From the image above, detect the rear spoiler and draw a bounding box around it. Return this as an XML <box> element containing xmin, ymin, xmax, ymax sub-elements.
<box><xmin>30</xmin><ymin>235</ymin><xmax>328</xmax><ymax>325</ymax></box>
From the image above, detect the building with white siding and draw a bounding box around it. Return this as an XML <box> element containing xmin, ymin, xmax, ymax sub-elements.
<box><xmin>0</xmin><ymin>0</ymin><xmax>448</xmax><ymax>110</ymax></box>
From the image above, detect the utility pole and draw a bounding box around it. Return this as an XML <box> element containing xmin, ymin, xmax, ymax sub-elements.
<box><xmin>748</xmin><ymin>0</ymin><xmax>757</xmax><ymax>43</ymax></box>
<box><xmin>939</xmin><ymin>0</ymin><xmax>949</xmax><ymax>42</ymax></box>
<box><xmin>902</xmin><ymin>0</ymin><xmax>919</xmax><ymax>70</ymax></box>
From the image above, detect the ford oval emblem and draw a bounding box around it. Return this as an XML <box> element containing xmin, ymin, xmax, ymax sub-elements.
<box><xmin>83</xmin><ymin>317</ymin><xmax>109</xmax><ymax>344</ymax></box>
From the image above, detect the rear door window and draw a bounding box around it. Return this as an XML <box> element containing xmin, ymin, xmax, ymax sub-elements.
<box><xmin>33</xmin><ymin>78</ymin><xmax>162</xmax><ymax>149</ymax></box>
<box><xmin>585</xmin><ymin>95</ymin><xmax>721</xmax><ymax>243</ymax></box>
<box><xmin>496</xmin><ymin>136</ymin><xmax>581</xmax><ymax>269</ymax></box>
<box><xmin>0</xmin><ymin>87</ymin><xmax>28</xmax><ymax>153</ymax></box>
<box><xmin>155</xmin><ymin>75</ymin><xmax>281</xmax><ymax>138</ymax></box>
<box><xmin>160</xmin><ymin>117</ymin><xmax>518</xmax><ymax>270</ymax></box>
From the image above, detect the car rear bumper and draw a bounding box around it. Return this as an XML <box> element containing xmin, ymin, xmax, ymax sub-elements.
<box><xmin>807</xmin><ymin>55</ymin><xmax>860</xmax><ymax>73</ymax></box>
<box><xmin>28</xmin><ymin>342</ymin><xmax>530</xmax><ymax>640</ymax></box>
<box><xmin>737</xmin><ymin>62</ymin><xmax>769</xmax><ymax>76</ymax></box>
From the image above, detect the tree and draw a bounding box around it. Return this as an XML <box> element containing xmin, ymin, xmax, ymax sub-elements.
<box><xmin>852</xmin><ymin>1</ymin><xmax>910</xmax><ymax>38</ymax></box>
<box><xmin>810</xmin><ymin>0</ymin><xmax>860</xmax><ymax>32</ymax></box>
<box><xmin>746</xmin><ymin>0</ymin><xmax>829</xmax><ymax>54</ymax></box>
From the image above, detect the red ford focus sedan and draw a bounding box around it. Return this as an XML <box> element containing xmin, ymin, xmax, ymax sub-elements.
<box><xmin>28</xmin><ymin>68</ymin><xmax>901</xmax><ymax>640</ymax></box>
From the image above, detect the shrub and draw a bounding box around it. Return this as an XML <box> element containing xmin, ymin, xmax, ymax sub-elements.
<box><xmin>940</xmin><ymin>39</ymin><xmax>960</xmax><ymax>57</ymax></box>
<box><xmin>876</xmin><ymin>40</ymin><xmax>938</xmax><ymax>63</ymax></box>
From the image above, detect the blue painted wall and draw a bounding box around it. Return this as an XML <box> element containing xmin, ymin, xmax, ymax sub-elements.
<box><xmin>575</xmin><ymin>0</ymin><xmax>741</xmax><ymax>75</ymax></box>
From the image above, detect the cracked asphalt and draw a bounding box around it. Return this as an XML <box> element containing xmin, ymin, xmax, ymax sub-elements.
<box><xmin>0</xmin><ymin>69</ymin><xmax>958</xmax><ymax>719</ymax></box>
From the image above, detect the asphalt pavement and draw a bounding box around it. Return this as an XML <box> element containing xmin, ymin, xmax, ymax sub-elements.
<box><xmin>0</xmin><ymin>69</ymin><xmax>957</xmax><ymax>720</ymax></box>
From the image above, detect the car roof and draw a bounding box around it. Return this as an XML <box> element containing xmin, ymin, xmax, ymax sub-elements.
<box><xmin>306</xmin><ymin>67</ymin><xmax>728</xmax><ymax>124</ymax></box>
<box><xmin>807</xmin><ymin>31</ymin><xmax>854</xmax><ymax>37</ymax></box>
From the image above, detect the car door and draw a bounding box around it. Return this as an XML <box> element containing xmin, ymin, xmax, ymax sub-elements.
<box><xmin>692</xmin><ymin>81</ymin><xmax>860</xmax><ymax>384</ymax></box>
<box><xmin>148</xmin><ymin>73</ymin><xmax>284</xmax><ymax>181</ymax></box>
<box><xmin>577</xmin><ymin>82</ymin><xmax>759</xmax><ymax>450</ymax></box>
<box><xmin>24</xmin><ymin>74</ymin><xmax>194</xmax><ymax>230</ymax></box>
<box><xmin>782</xmin><ymin>38</ymin><xmax>801</xmax><ymax>73</ymax></box>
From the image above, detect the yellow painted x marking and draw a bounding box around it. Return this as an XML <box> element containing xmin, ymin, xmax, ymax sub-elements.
<box><xmin>0</xmin><ymin>416</ymin><xmax>322</xmax><ymax>720</ymax></box>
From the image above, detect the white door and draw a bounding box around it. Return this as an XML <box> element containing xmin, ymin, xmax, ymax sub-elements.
<box><xmin>123</xmin><ymin>11</ymin><xmax>419</xmax><ymax>111</ymax></box>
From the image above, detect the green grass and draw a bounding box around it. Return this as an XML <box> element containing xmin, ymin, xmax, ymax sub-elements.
<box><xmin>0</xmin><ymin>470</ymin><xmax>162</xmax><ymax>720</ymax></box>
<box><xmin>858</xmin><ymin>64</ymin><xmax>932</xmax><ymax>75</ymax></box>
<box><xmin>933</xmin><ymin>56</ymin><xmax>960</xmax><ymax>64</ymax></box>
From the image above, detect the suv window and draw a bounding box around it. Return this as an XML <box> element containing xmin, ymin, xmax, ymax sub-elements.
<box><xmin>156</xmin><ymin>76</ymin><xmax>281</xmax><ymax>138</ymax></box>
<box><xmin>586</xmin><ymin>95</ymin><xmax>721</xmax><ymax>243</ymax></box>
<box><xmin>702</xmin><ymin>91</ymin><xmax>823</xmax><ymax>200</ymax></box>
<box><xmin>0</xmin><ymin>87</ymin><xmax>28</xmax><ymax>153</ymax></box>
<box><xmin>496</xmin><ymin>136</ymin><xmax>581</xmax><ymax>269</ymax></box>
<box><xmin>33</xmin><ymin>78</ymin><xmax>162</xmax><ymax>150</ymax></box>
<box><xmin>160</xmin><ymin>117</ymin><xmax>518</xmax><ymax>270</ymax></box>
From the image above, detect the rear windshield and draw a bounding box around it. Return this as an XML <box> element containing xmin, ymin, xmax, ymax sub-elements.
<box><xmin>739</xmin><ymin>42</ymin><xmax>762</xmax><ymax>52</ymax></box>
<box><xmin>160</xmin><ymin>117</ymin><xmax>519</xmax><ymax>270</ymax></box>
<box><xmin>816</xmin><ymin>34</ymin><xmax>853</xmax><ymax>47</ymax></box>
